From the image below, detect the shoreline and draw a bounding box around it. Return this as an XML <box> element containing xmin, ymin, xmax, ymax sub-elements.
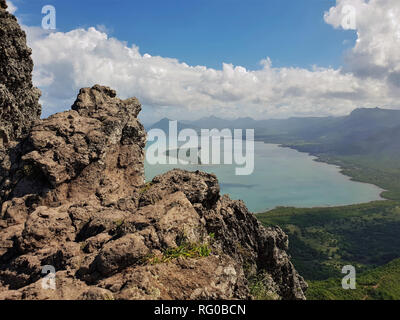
<box><xmin>147</xmin><ymin>138</ymin><xmax>390</xmax><ymax>214</ymax></box>
<box><xmin>254</xmin><ymin>138</ymin><xmax>390</xmax><ymax>214</ymax></box>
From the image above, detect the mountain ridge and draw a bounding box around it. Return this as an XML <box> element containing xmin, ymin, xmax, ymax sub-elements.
<box><xmin>149</xmin><ymin>107</ymin><xmax>400</xmax><ymax>157</ymax></box>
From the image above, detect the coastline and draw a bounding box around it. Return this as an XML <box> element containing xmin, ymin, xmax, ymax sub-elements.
<box><xmin>254</xmin><ymin>138</ymin><xmax>390</xmax><ymax>214</ymax></box>
<box><xmin>284</xmin><ymin>145</ymin><xmax>386</xmax><ymax>197</ymax></box>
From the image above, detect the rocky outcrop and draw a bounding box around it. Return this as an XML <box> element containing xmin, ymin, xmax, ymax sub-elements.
<box><xmin>0</xmin><ymin>0</ymin><xmax>41</xmax><ymax>147</ymax></box>
<box><xmin>0</xmin><ymin>2</ymin><xmax>307</xmax><ymax>300</ymax></box>
<box><xmin>0</xmin><ymin>85</ymin><xmax>307</xmax><ymax>300</ymax></box>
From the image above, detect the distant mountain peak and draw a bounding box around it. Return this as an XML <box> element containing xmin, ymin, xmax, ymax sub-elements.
<box><xmin>349</xmin><ymin>107</ymin><xmax>400</xmax><ymax>119</ymax></box>
<box><xmin>158</xmin><ymin>117</ymin><xmax>172</xmax><ymax>122</ymax></box>
<box><xmin>199</xmin><ymin>115</ymin><xmax>224</xmax><ymax>121</ymax></box>
<box><xmin>350</xmin><ymin>107</ymin><xmax>386</xmax><ymax>114</ymax></box>
<box><xmin>236</xmin><ymin>116</ymin><xmax>255</xmax><ymax>121</ymax></box>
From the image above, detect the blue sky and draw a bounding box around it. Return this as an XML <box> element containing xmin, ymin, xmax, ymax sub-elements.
<box><xmin>15</xmin><ymin>0</ymin><xmax>356</xmax><ymax>70</ymax></box>
<box><xmin>11</xmin><ymin>0</ymin><xmax>400</xmax><ymax>122</ymax></box>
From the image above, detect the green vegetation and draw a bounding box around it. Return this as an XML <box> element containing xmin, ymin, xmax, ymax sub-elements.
<box><xmin>258</xmin><ymin>201</ymin><xmax>400</xmax><ymax>299</ymax></box>
<box><xmin>23</xmin><ymin>164</ymin><xmax>34</xmax><ymax>176</ymax></box>
<box><xmin>248</xmin><ymin>272</ymin><xmax>280</xmax><ymax>300</ymax></box>
<box><xmin>139</xmin><ymin>182</ymin><xmax>153</xmax><ymax>194</ymax></box>
<box><xmin>163</xmin><ymin>242</ymin><xmax>211</xmax><ymax>261</ymax></box>
<box><xmin>307</xmin><ymin>258</ymin><xmax>400</xmax><ymax>300</ymax></box>
<box><xmin>258</xmin><ymin>201</ymin><xmax>400</xmax><ymax>281</ymax></box>
<box><xmin>254</xmin><ymin>109</ymin><xmax>400</xmax><ymax>299</ymax></box>
<box><xmin>102</xmin><ymin>293</ymin><xmax>115</xmax><ymax>301</ymax></box>
<box><xmin>21</xmin><ymin>163</ymin><xmax>41</xmax><ymax>178</ymax></box>
<box><xmin>146</xmin><ymin>241</ymin><xmax>212</xmax><ymax>265</ymax></box>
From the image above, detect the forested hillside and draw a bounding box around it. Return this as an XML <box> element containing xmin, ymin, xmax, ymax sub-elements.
<box><xmin>258</xmin><ymin>201</ymin><xmax>400</xmax><ymax>300</ymax></box>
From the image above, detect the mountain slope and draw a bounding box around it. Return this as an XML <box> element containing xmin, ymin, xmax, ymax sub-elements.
<box><xmin>307</xmin><ymin>258</ymin><xmax>400</xmax><ymax>300</ymax></box>
<box><xmin>258</xmin><ymin>201</ymin><xmax>400</xmax><ymax>282</ymax></box>
<box><xmin>145</xmin><ymin>117</ymin><xmax>201</xmax><ymax>133</ymax></box>
<box><xmin>149</xmin><ymin>107</ymin><xmax>400</xmax><ymax>158</ymax></box>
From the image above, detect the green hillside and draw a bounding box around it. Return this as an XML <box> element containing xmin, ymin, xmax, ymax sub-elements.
<box><xmin>307</xmin><ymin>258</ymin><xmax>400</xmax><ymax>300</ymax></box>
<box><xmin>258</xmin><ymin>201</ymin><xmax>400</xmax><ymax>281</ymax></box>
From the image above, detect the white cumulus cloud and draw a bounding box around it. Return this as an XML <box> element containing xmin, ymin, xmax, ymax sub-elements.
<box><xmin>21</xmin><ymin>0</ymin><xmax>400</xmax><ymax>121</ymax></box>
<box><xmin>325</xmin><ymin>0</ymin><xmax>400</xmax><ymax>87</ymax></box>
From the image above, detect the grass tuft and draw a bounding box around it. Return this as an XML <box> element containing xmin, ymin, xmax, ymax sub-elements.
<box><xmin>145</xmin><ymin>241</ymin><xmax>212</xmax><ymax>265</ymax></box>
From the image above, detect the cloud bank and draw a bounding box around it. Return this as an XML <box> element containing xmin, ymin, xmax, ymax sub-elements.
<box><xmin>325</xmin><ymin>0</ymin><xmax>400</xmax><ymax>89</ymax></box>
<box><xmin>20</xmin><ymin>0</ymin><xmax>400</xmax><ymax>120</ymax></box>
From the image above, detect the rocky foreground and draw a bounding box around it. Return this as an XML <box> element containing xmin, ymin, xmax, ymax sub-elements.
<box><xmin>0</xmin><ymin>0</ymin><xmax>307</xmax><ymax>300</ymax></box>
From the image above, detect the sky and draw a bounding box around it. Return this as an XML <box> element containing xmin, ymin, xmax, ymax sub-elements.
<box><xmin>7</xmin><ymin>0</ymin><xmax>400</xmax><ymax>124</ymax></box>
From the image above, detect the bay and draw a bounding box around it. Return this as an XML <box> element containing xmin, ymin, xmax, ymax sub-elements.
<box><xmin>145</xmin><ymin>141</ymin><xmax>383</xmax><ymax>213</ymax></box>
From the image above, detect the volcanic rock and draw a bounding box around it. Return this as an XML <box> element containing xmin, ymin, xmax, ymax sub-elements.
<box><xmin>0</xmin><ymin>0</ymin><xmax>41</xmax><ymax>147</ymax></box>
<box><xmin>0</xmin><ymin>1</ymin><xmax>307</xmax><ymax>300</ymax></box>
<box><xmin>0</xmin><ymin>84</ymin><xmax>307</xmax><ymax>300</ymax></box>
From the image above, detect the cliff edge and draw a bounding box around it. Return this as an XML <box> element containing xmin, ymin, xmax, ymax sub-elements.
<box><xmin>0</xmin><ymin>1</ymin><xmax>307</xmax><ymax>300</ymax></box>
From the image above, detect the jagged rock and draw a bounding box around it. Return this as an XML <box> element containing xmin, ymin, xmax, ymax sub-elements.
<box><xmin>94</xmin><ymin>233</ymin><xmax>151</xmax><ymax>276</ymax></box>
<box><xmin>100</xmin><ymin>255</ymin><xmax>247</xmax><ymax>300</ymax></box>
<box><xmin>18</xmin><ymin>205</ymin><xmax>76</xmax><ymax>252</ymax></box>
<box><xmin>0</xmin><ymin>0</ymin><xmax>41</xmax><ymax>146</ymax></box>
<box><xmin>0</xmin><ymin>84</ymin><xmax>146</xmax><ymax>207</ymax></box>
<box><xmin>0</xmin><ymin>85</ymin><xmax>307</xmax><ymax>300</ymax></box>
<box><xmin>0</xmin><ymin>4</ymin><xmax>307</xmax><ymax>300</ymax></box>
<box><xmin>139</xmin><ymin>170</ymin><xmax>220</xmax><ymax>208</ymax></box>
